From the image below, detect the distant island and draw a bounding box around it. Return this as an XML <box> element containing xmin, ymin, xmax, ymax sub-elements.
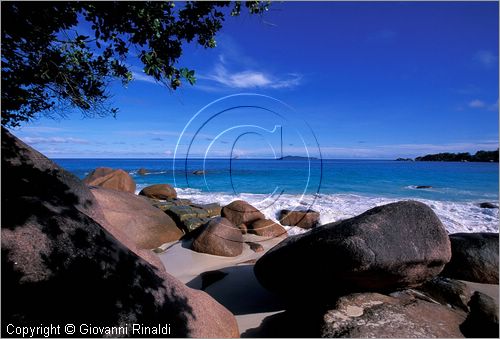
<box><xmin>277</xmin><ymin>155</ymin><xmax>318</xmax><ymax>160</ymax></box>
<box><xmin>396</xmin><ymin>149</ymin><xmax>499</xmax><ymax>162</ymax></box>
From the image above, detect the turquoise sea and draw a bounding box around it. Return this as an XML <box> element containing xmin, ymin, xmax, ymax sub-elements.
<box><xmin>54</xmin><ymin>158</ymin><xmax>499</xmax><ymax>234</ymax></box>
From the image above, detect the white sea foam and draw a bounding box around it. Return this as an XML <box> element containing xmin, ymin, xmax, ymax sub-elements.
<box><xmin>129</xmin><ymin>170</ymin><xmax>170</xmax><ymax>176</ymax></box>
<box><xmin>404</xmin><ymin>185</ymin><xmax>498</xmax><ymax>199</ymax></box>
<box><xmin>173</xmin><ymin>188</ymin><xmax>499</xmax><ymax>234</ymax></box>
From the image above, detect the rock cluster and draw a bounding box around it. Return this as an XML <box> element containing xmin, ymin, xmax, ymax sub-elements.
<box><xmin>1</xmin><ymin>128</ymin><xmax>239</xmax><ymax>337</ymax></box>
<box><xmin>250</xmin><ymin>199</ymin><xmax>499</xmax><ymax>337</ymax></box>
<box><xmin>255</xmin><ymin>201</ymin><xmax>452</xmax><ymax>300</ymax></box>
<box><xmin>4</xmin><ymin>127</ymin><xmax>498</xmax><ymax>338</ymax></box>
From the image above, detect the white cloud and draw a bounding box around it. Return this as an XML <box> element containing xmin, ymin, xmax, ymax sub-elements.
<box><xmin>468</xmin><ymin>99</ymin><xmax>498</xmax><ymax>110</ymax></box>
<box><xmin>115</xmin><ymin>129</ymin><xmax>214</xmax><ymax>140</ymax></box>
<box><xmin>14</xmin><ymin>126</ymin><xmax>65</xmax><ymax>133</ymax></box>
<box><xmin>131</xmin><ymin>70</ymin><xmax>159</xmax><ymax>85</ymax></box>
<box><xmin>202</xmin><ymin>64</ymin><xmax>302</xmax><ymax>89</ymax></box>
<box><xmin>474</xmin><ymin>50</ymin><xmax>498</xmax><ymax>68</ymax></box>
<box><xmin>469</xmin><ymin>99</ymin><xmax>486</xmax><ymax>108</ymax></box>
<box><xmin>22</xmin><ymin>136</ymin><xmax>89</xmax><ymax>145</ymax></box>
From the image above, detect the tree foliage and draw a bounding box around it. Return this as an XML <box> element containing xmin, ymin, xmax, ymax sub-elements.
<box><xmin>1</xmin><ymin>1</ymin><xmax>269</xmax><ymax>127</ymax></box>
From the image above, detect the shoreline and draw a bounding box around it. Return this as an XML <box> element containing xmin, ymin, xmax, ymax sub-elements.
<box><xmin>6</xmin><ymin>124</ymin><xmax>498</xmax><ymax>338</ymax></box>
<box><xmin>164</xmin><ymin>189</ymin><xmax>499</xmax><ymax>235</ymax></box>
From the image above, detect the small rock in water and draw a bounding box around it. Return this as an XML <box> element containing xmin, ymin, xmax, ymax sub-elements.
<box><xmin>479</xmin><ymin>202</ymin><xmax>498</xmax><ymax>209</ymax></box>
<box><xmin>279</xmin><ymin>209</ymin><xmax>320</xmax><ymax>229</ymax></box>
<box><xmin>137</xmin><ymin>168</ymin><xmax>149</xmax><ymax>175</ymax></box>
<box><xmin>416</xmin><ymin>185</ymin><xmax>432</xmax><ymax>189</ymax></box>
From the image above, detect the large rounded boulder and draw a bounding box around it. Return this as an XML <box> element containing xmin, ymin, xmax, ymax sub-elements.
<box><xmin>192</xmin><ymin>217</ymin><xmax>243</xmax><ymax>257</ymax></box>
<box><xmin>441</xmin><ymin>232</ymin><xmax>499</xmax><ymax>284</ymax></box>
<box><xmin>1</xmin><ymin>128</ymin><xmax>239</xmax><ymax>337</ymax></box>
<box><xmin>91</xmin><ymin>186</ymin><xmax>183</xmax><ymax>249</ymax></box>
<box><xmin>255</xmin><ymin>200</ymin><xmax>451</xmax><ymax>300</ymax></box>
<box><xmin>139</xmin><ymin>183</ymin><xmax>177</xmax><ymax>200</ymax></box>
<box><xmin>83</xmin><ymin>167</ymin><xmax>136</xmax><ymax>193</ymax></box>
<box><xmin>0</xmin><ymin>131</ymin><xmax>167</xmax><ymax>272</ymax></box>
<box><xmin>249</xmin><ymin>219</ymin><xmax>288</xmax><ymax>238</ymax></box>
<box><xmin>221</xmin><ymin>200</ymin><xmax>265</xmax><ymax>227</ymax></box>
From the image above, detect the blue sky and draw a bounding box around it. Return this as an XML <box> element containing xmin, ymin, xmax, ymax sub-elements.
<box><xmin>9</xmin><ymin>1</ymin><xmax>499</xmax><ymax>159</ymax></box>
